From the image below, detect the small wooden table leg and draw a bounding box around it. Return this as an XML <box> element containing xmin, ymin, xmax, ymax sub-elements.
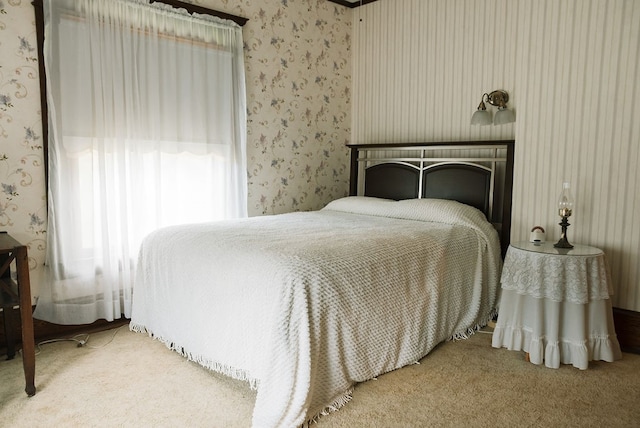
<box><xmin>525</xmin><ymin>352</ymin><xmax>530</xmax><ymax>363</ymax></box>
<box><xmin>2</xmin><ymin>306</ymin><xmax>17</xmax><ymax>360</ymax></box>
<box><xmin>16</xmin><ymin>246</ymin><xmax>36</xmax><ymax>396</ymax></box>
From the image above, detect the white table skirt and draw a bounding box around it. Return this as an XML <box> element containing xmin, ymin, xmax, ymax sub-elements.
<box><xmin>492</xmin><ymin>289</ymin><xmax>622</xmax><ymax>369</ymax></box>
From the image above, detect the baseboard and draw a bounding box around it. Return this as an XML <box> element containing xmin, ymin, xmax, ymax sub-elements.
<box><xmin>613</xmin><ymin>307</ymin><xmax>640</xmax><ymax>354</ymax></box>
<box><xmin>0</xmin><ymin>305</ymin><xmax>129</xmax><ymax>357</ymax></box>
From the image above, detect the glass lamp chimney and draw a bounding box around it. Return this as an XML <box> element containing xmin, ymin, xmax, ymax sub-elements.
<box><xmin>558</xmin><ymin>181</ymin><xmax>574</xmax><ymax>217</ymax></box>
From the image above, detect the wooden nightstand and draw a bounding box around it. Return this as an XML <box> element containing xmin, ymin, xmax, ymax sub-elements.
<box><xmin>0</xmin><ymin>232</ymin><xmax>36</xmax><ymax>396</ymax></box>
<box><xmin>491</xmin><ymin>241</ymin><xmax>622</xmax><ymax>370</ymax></box>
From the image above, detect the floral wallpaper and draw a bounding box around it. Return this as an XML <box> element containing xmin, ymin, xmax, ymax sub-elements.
<box><xmin>202</xmin><ymin>0</ymin><xmax>353</xmax><ymax>214</ymax></box>
<box><xmin>0</xmin><ymin>0</ymin><xmax>47</xmax><ymax>296</ymax></box>
<box><xmin>0</xmin><ymin>0</ymin><xmax>352</xmax><ymax>298</ymax></box>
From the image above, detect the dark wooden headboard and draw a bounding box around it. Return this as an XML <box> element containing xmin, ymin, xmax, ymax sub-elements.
<box><xmin>347</xmin><ymin>141</ymin><xmax>515</xmax><ymax>257</ymax></box>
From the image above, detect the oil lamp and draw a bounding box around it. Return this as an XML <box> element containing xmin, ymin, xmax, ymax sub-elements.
<box><xmin>554</xmin><ymin>181</ymin><xmax>574</xmax><ymax>248</ymax></box>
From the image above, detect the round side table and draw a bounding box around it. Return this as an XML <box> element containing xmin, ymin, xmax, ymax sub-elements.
<box><xmin>491</xmin><ymin>241</ymin><xmax>622</xmax><ymax>369</ymax></box>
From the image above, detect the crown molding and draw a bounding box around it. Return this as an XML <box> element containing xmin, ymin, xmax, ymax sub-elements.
<box><xmin>326</xmin><ymin>0</ymin><xmax>379</xmax><ymax>8</ymax></box>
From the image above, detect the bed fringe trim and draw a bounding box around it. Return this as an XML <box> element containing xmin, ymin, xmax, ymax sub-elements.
<box><xmin>302</xmin><ymin>309</ymin><xmax>498</xmax><ymax>426</ymax></box>
<box><xmin>129</xmin><ymin>323</ymin><xmax>260</xmax><ymax>390</ymax></box>
<box><xmin>449</xmin><ymin>308</ymin><xmax>498</xmax><ymax>341</ymax></box>
<box><xmin>302</xmin><ymin>388</ymin><xmax>354</xmax><ymax>427</ymax></box>
<box><xmin>131</xmin><ymin>308</ymin><xmax>497</xmax><ymax>426</ymax></box>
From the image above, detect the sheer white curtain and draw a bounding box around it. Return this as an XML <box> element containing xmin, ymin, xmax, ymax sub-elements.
<box><xmin>34</xmin><ymin>0</ymin><xmax>247</xmax><ymax>324</ymax></box>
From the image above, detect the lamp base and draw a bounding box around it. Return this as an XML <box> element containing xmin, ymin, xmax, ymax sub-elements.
<box><xmin>553</xmin><ymin>216</ymin><xmax>574</xmax><ymax>249</ymax></box>
<box><xmin>554</xmin><ymin>237</ymin><xmax>574</xmax><ymax>249</ymax></box>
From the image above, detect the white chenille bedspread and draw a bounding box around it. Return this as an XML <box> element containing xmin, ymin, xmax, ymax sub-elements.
<box><xmin>130</xmin><ymin>197</ymin><xmax>502</xmax><ymax>427</ymax></box>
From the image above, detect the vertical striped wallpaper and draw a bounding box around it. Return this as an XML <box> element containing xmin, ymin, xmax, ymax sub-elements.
<box><xmin>352</xmin><ymin>0</ymin><xmax>640</xmax><ymax>311</ymax></box>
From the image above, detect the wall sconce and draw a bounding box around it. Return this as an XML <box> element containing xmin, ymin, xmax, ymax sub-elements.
<box><xmin>470</xmin><ymin>90</ymin><xmax>516</xmax><ymax>126</ymax></box>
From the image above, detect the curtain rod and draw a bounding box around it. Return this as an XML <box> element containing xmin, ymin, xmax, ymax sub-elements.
<box><xmin>31</xmin><ymin>0</ymin><xmax>249</xmax><ymax>27</ymax></box>
<box><xmin>150</xmin><ymin>0</ymin><xmax>248</xmax><ymax>26</ymax></box>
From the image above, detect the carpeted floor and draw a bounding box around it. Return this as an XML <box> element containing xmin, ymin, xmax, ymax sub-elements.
<box><xmin>1</xmin><ymin>325</ymin><xmax>638</xmax><ymax>427</ymax></box>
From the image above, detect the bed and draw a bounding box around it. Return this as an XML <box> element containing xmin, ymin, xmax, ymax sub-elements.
<box><xmin>130</xmin><ymin>140</ymin><xmax>515</xmax><ymax>427</ymax></box>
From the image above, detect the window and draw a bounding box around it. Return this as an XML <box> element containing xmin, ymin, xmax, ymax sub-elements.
<box><xmin>33</xmin><ymin>0</ymin><xmax>247</xmax><ymax>324</ymax></box>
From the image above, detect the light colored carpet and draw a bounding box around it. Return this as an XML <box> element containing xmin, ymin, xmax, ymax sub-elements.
<box><xmin>1</xmin><ymin>325</ymin><xmax>638</xmax><ymax>427</ymax></box>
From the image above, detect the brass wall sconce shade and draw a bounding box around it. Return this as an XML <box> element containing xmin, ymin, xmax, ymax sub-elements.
<box><xmin>471</xmin><ymin>90</ymin><xmax>516</xmax><ymax>126</ymax></box>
